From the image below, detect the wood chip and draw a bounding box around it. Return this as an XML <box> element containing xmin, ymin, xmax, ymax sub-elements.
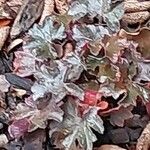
<box><xmin>124</xmin><ymin>1</ymin><xmax>150</xmax><ymax>13</ymax></box>
<box><xmin>136</xmin><ymin>122</ymin><xmax>150</xmax><ymax>150</ymax></box>
<box><xmin>0</xmin><ymin>26</ymin><xmax>10</xmax><ymax>50</ymax></box>
<box><xmin>122</xmin><ymin>11</ymin><xmax>150</xmax><ymax>24</ymax></box>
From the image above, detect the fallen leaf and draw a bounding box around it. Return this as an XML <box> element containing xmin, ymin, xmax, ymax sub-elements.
<box><xmin>13</xmin><ymin>51</ymin><xmax>35</xmax><ymax>77</ymax></box>
<box><xmin>55</xmin><ymin>0</ymin><xmax>69</xmax><ymax>14</ymax></box>
<box><xmin>120</xmin><ymin>29</ymin><xmax>150</xmax><ymax>60</ymax></box>
<box><xmin>8</xmin><ymin>118</ymin><xmax>30</xmax><ymax>138</ymax></box>
<box><xmin>110</xmin><ymin>106</ymin><xmax>133</xmax><ymax>127</ymax></box>
<box><xmin>39</xmin><ymin>0</ymin><xmax>54</xmax><ymax>24</ymax></box>
<box><xmin>10</xmin><ymin>0</ymin><xmax>44</xmax><ymax>38</ymax></box>
<box><xmin>6</xmin><ymin>0</ymin><xmax>23</xmax><ymax>13</ymax></box>
<box><xmin>23</xmin><ymin>129</ymin><xmax>46</xmax><ymax>150</ymax></box>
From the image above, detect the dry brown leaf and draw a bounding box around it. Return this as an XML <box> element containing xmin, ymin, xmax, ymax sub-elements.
<box><xmin>136</xmin><ymin>122</ymin><xmax>150</xmax><ymax>150</ymax></box>
<box><xmin>23</xmin><ymin>129</ymin><xmax>46</xmax><ymax>150</ymax></box>
<box><xmin>10</xmin><ymin>0</ymin><xmax>44</xmax><ymax>38</ymax></box>
<box><xmin>39</xmin><ymin>0</ymin><xmax>54</xmax><ymax>24</ymax></box>
<box><xmin>0</xmin><ymin>6</ymin><xmax>11</xmax><ymax>19</ymax></box>
<box><xmin>96</xmin><ymin>145</ymin><xmax>127</xmax><ymax>150</ymax></box>
<box><xmin>119</xmin><ymin>29</ymin><xmax>150</xmax><ymax>60</ymax></box>
<box><xmin>0</xmin><ymin>134</ymin><xmax>8</xmax><ymax>146</ymax></box>
<box><xmin>105</xmin><ymin>34</ymin><xmax>122</xmax><ymax>59</ymax></box>
<box><xmin>110</xmin><ymin>106</ymin><xmax>133</xmax><ymax>127</ymax></box>
<box><xmin>0</xmin><ymin>26</ymin><xmax>10</xmax><ymax>49</ymax></box>
<box><xmin>0</xmin><ymin>19</ymin><xmax>11</xmax><ymax>27</ymax></box>
<box><xmin>55</xmin><ymin>0</ymin><xmax>68</xmax><ymax>14</ymax></box>
<box><xmin>0</xmin><ymin>0</ymin><xmax>6</xmax><ymax>6</ymax></box>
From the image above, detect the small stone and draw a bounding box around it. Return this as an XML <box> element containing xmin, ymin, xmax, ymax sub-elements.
<box><xmin>125</xmin><ymin>115</ymin><xmax>143</xmax><ymax>128</ymax></box>
<box><xmin>108</xmin><ymin>128</ymin><xmax>129</xmax><ymax>144</ymax></box>
<box><xmin>97</xmin><ymin>145</ymin><xmax>127</xmax><ymax>150</ymax></box>
<box><xmin>125</xmin><ymin>127</ymin><xmax>142</xmax><ymax>141</ymax></box>
<box><xmin>0</xmin><ymin>123</ymin><xmax>4</xmax><ymax>130</ymax></box>
<box><xmin>6</xmin><ymin>92</ymin><xmax>16</xmax><ymax>110</ymax></box>
<box><xmin>0</xmin><ymin>134</ymin><xmax>8</xmax><ymax>146</ymax></box>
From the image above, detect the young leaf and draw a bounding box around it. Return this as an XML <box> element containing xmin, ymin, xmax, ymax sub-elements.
<box><xmin>50</xmin><ymin>100</ymin><xmax>104</xmax><ymax>150</ymax></box>
<box><xmin>72</xmin><ymin>24</ymin><xmax>109</xmax><ymax>47</ymax></box>
<box><xmin>68</xmin><ymin>0</ymin><xmax>124</xmax><ymax>32</ymax></box>
<box><xmin>31</xmin><ymin>53</ymin><xmax>84</xmax><ymax>101</ymax></box>
<box><xmin>68</xmin><ymin>0</ymin><xmax>111</xmax><ymax>20</ymax></box>
<box><xmin>87</xmin><ymin>56</ymin><xmax>118</xmax><ymax>80</ymax></box>
<box><xmin>24</xmin><ymin>17</ymin><xmax>66</xmax><ymax>59</ymax></box>
<box><xmin>119</xmin><ymin>83</ymin><xmax>150</xmax><ymax>106</ymax></box>
<box><xmin>104</xmin><ymin>3</ymin><xmax>124</xmax><ymax>32</ymax></box>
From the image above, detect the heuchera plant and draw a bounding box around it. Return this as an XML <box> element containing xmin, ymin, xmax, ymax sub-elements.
<box><xmin>8</xmin><ymin>0</ymin><xmax>150</xmax><ymax>150</ymax></box>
